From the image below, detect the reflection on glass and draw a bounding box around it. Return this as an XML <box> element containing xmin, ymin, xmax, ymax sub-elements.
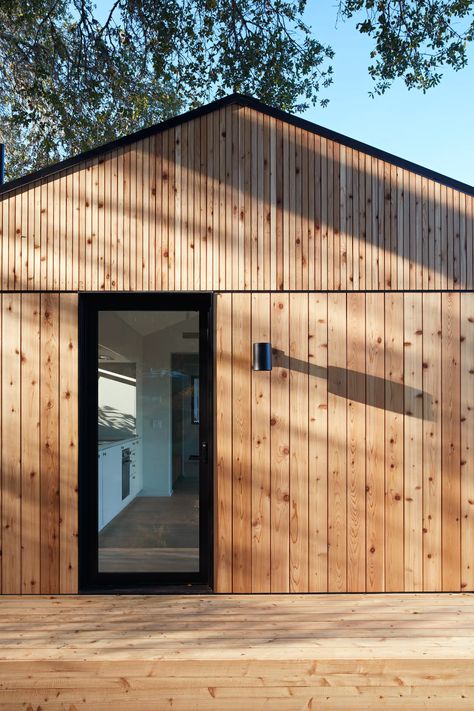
<box><xmin>97</xmin><ymin>310</ymin><xmax>200</xmax><ymax>574</ymax></box>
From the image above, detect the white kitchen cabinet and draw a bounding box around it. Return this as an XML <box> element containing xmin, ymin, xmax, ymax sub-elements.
<box><xmin>101</xmin><ymin>445</ymin><xmax>123</xmax><ymax>529</ymax></box>
<box><xmin>99</xmin><ymin>437</ymin><xmax>142</xmax><ymax>531</ymax></box>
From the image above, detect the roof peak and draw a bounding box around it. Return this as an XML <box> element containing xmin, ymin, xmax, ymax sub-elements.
<box><xmin>1</xmin><ymin>93</ymin><xmax>473</xmax><ymax>197</ymax></box>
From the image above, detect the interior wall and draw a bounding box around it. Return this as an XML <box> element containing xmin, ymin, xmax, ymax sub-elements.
<box><xmin>215</xmin><ymin>291</ymin><xmax>474</xmax><ymax>594</ymax></box>
<box><xmin>141</xmin><ymin>314</ymin><xmax>199</xmax><ymax>496</ymax></box>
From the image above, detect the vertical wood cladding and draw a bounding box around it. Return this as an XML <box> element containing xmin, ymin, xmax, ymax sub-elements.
<box><xmin>0</xmin><ymin>293</ymin><xmax>77</xmax><ymax>594</ymax></box>
<box><xmin>0</xmin><ymin>100</ymin><xmax>473</xmax><ymax>595</ymax></box>
<box><xmin>215</xmin><ymin>292</ymin><xmax>474</xmax><ymax>593</ymax></box>
<box><xmin>0</xmin><ymin>106</ymin><xmax>473</xmax><ymax>292</ymax></box>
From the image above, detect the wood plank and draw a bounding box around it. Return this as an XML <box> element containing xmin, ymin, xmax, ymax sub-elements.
<box><xmin>116</xmin><ymin>148</ymin><xmax>125</xmax><ymax>291</ymax></box>
<box><xmin>293</xmin><ymin>127</ymin><xmax>302</xmax><ymax>290</ymax></box>
<box><xmin>242</xmin><ymin>107</ymin><xmax>251</xmax><ymax>290</ymax></box>
<box><xmin>422</xmin><ymin>292</ymin><xmax>442</xmax><ymax>591</ymax></box>
<box><xmin>308</xmin><ymin>293</ymin><xmax>328</xmax><ymax>592</ymax></box>
<box><xmin>350</xmin><ymin>149</ymin><xmax>358</xmax><ymax>290</ymax></box>
<box><xmin>427</xmin><ymin>178</ymin><xmax>435</xmax><ymax>288</ymax></box>
<box><xmin>198</xmin><ymin>118</ymin><xmax>206</xmax><ymax>291</ymax></box>
<box><xmin>33</xmin><ymin>182</ymin><xmax>42</xmax><ymax>290</ymax></box>
<box><xmin>231</xmin><ymin>108</ymin><xmax>239</xmax><ymax>291</ymax></box>
<box><xmin>333</xmin><ymin>141</ymin><xmax>341</xmax><ymax>290</ymax></box>
<box><xmin>327</xmin><ymin>292</ymin><xmax>347</xmax><ymax>591</ymax></box>
<box><xmin>251</xmin><ymin>293</ymin><xmax>271</xmax><ymax>592</ymax></box>
<box><xmin>383</xmin><ymin>161</ymin><xmax>390</xmax><ymax>289</ymax></box>
<box><xmin>24</xmin><ymin>181</ymin><xmax>32</xmax><ymax>289</ymax></box>
<box><xmin>224</xmin><ymin>106</ymin><xmax>233</xmax><ymax>290</ymax></box>
<box><xmin>209</xmin><ymin>112</ymin><xmax>218</xmax><ymax>292</ymax></box>
<box><xmin>404</xmin><ymin>293</ymin><xmax>423</xmax><ymax>591</ymax></box>
<box><xmin>167</xmin><ymin>131</ymin><xmax>176</xmax><ymax>290</ymax></box>
<box><xmin>365</xmin><ymin>293</ymin><xmax>385</xmax><ymax>591</ymax></box>
<box><xmin>270</xmin><ymin>293</ymin><xmax>290</xmax><ymax>591</ymax></box>
<box><xmin>320</xmin><ymin>137</ymin><xmax>328</xmax><ymax>290</ymax></box>
<box><xmin>90</xmin><ymin>159</ymin><xmax>99</xmax><ymax>291</ymax></box>
<box><xmin>434</xmin><ymin>181</ymin><xmax>442</xmax><ymax>289</ymax></box>
<box><xmin>186</xmin><ymin>124</ymin><xmax>194</xmax><ymax>292</ymax></box>
<box><xmin>1</xmin><ymin>293</ymin><xmax>21</xmax><ymax>592</ymax></box>
<box><xmin>396</xmin><ymin>167</ymin><xmax>404</xmax><ymax>290</ymax></box>
<box><xmin>461</xmin><ymin>292</ymin><xmax>474</xmax><ymax>591</ymax></box>
<box><xmin>358</xmin><ymin>151</ymin><xmax>366</xmax><ymax>290</ymax></box>
<box><xmin>347</xmin><ymin>293</ymin><xmax>366</xmax><ymax>592</ymax></box>
<box><xmin>109</xmin><ymin>151</ymin><xmax>118</xmax><ymax>290</ymax></box>
<box><xmin>339</xmin><ymin>145</ymin><xmax>347</xmax><ymax>290</ymax></box>
<box><xmin>97</xmin><ymin>157</ymin><xmax>106</xmax><ymax>290</ymax></box>
<box><xmin>77</xmin><ymin>166</ymin><xmax>85</xmax><ymax>290</ymax></box>
<box><xmin>65</xmin><ymin>171</ymin><xmax>73</xmax><ymax>291</ymax></box>
<box><xmin>269</xmin><ymin>116</ymin><xmax>277</xmax><ymax>291</ymax></box>
<box><xmin>0</xmin><ymin>192</ymin><xmax>7</xmax><ymax>290</ymax></box>
<box><xmin>390</xmin><ymin>163</ymin><xmax>397</xmax><ymax>289</ymax></box>
<box><xmin>148</xmin><ymin>137</ymin><xmax>156</xmax><ymax>291</ymax></box>
<box><xmin>59</xmin><ymin>294</ymin><xmax>78</xmax><ymax>593</ymax></box>
<box><xmin>142</xmin><ymin>139</ymin><xmax>150</xmax><ymax>291</ymax></box>
<box><xmin>447</xmin><ymin>188</ymin><xmax>454</xmax><ymax>290</ymax></box>
<box><xmin>40</xmin><ymin>292</ymin><xmax>60</xmax><ymax>593</ymax></box>
<box><xmin>231</xmin><ymin>293</ymin><xmax>251</xmax><ymax>592</ymax></box>
<box><xmin>441</xmin><ymin>292</ymin><xmax>461</xmax><ymax>590</ymax></box>
<box><xmin>289</xmin><ymin>293</ymin><xmax>308</xmax><ymax>592</ymax></box>
<box><xmin>53</xmin><ymin>176</ymin><xmax>60</xmax><ymax>290</ymax></box>
<box><xmin>20</xmin><ymin>292</ymin><xmax>41</xmax><ymax>594</ymax></box>
<box><xmin>262</xmin><ymin>113</ymin><xmax>270</xmax><ymax>291</ymax></box>
<box><xmin>218</xmin><ymin>110</ymin><xmax>226</xmax><ymax>290</ymax></box>
<box><xmin>214</xmin><ymin>293</ymin><xmax>233</xmax><ymax>593</ymax></box>
<box><xmin>385</xmin><ymin>293</ymin><xmax>404</xmax><ymax>591</ymax></box>
<box><xmin>288</xmin><ymin>124</ymin><xmax>296</xmax><ymax>290</ymax></box>
<box><xmin>467</xmin><ymin>195</ymin><xmax>473</xmax><ymax>290</ymax></box>
<box><xmin>161</xmin><ymin>131</ymin><xmax>169</xmax><ymax>290</ymax></box>
<box><xmin>307</xmin><ymin>132</ymin><xmax>315</xmax><ymax>290</ymax></box>
<box><xmin>421</xmin><ymin>177</ymin><xmax>429</xmax><ymax>290</ymax></box>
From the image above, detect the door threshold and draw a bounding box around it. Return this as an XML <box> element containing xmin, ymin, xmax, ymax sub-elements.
<box><xmin>80</xmin><ymin>584</ymin><xmax>213</xmax><ymax>595</ymax></box>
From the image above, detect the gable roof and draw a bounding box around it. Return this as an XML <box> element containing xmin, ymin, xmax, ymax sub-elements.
<box><xmin>1</xmin><ymin>92</ymin><xmax>473</xmax><ymax>197</ymax></box>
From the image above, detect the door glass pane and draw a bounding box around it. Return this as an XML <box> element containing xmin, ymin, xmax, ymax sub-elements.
<box><xmin>97</xmin><ymin>310</ymin><xmax>200</xmax><ymax>574</ymax></box>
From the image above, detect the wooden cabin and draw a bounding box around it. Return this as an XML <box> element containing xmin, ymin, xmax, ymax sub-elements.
<box><xmin>0</xmin><ymin>93</ymin><xmax>473</xmax><ymax>597</ymax></box>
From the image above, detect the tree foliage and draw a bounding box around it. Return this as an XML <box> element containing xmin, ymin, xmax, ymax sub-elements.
<box><xmin>0</xmin><ymin>0</ymin><xmax>473</xmax><ymax>180</ymax></box>
<box><xmin>0</xmin><ymin>0</ymin><xmax>333</xmax><ymax>178</ymax></box>
<box><xmin>340</xmin><ymin>0</ymin><xmax>474</xmax><ymax>95</ymax></box>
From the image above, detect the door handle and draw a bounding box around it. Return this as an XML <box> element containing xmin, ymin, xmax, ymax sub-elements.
<box><xmin>200</xmin><ymin>441</ymin><xmax>208</xmax><ymax>464</ymax></box>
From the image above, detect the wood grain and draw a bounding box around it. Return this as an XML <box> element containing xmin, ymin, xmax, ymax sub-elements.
<box><xmin>0</xmin><ymin>105</ymin><xmax>471</xmax><ymax>292</ymax></box>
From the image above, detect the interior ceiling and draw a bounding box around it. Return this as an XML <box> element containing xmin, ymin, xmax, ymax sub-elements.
<box><xmin>114</xmin><ymin>310</ymin><xmax>197</xmax><ymax>336</ymax></box>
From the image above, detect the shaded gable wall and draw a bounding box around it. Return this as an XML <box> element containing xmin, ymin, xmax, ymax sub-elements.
<box><xmin>0</xmin><ymin>103</ymin><xmax>473</xmax><ymax>594</ymax></box>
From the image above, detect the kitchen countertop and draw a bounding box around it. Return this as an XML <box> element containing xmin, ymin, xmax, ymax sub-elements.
<box><xmin>98</xmin><ymin>435</ymin><xmax>140</xmax><ymax>451</ymax></box>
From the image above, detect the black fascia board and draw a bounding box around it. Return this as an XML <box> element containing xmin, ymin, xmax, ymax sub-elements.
<box><xmin>1</xmin><ymin>92</ymin><xmax>473</xmax><ymax>197</ymax></box>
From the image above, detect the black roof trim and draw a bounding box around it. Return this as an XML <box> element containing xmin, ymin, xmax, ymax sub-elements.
<box><xmin>1</xmin><ymin>92</ymin><xmax>473</xmax><ymax>197</ymax></box>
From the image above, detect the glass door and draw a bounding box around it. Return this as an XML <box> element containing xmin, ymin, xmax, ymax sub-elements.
<box><xmin>79</xmin><ymin>293</ymin><xmax>212</xmax><ymax>590</ymax></box>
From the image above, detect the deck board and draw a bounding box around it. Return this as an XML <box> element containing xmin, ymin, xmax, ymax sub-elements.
<box><xmin>0</xmin><ymin>594</ymin><xmax>473</xmax><ymax>709</ymax></box>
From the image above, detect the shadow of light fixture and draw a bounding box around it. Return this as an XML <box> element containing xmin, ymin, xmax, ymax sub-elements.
<box><xmin>252</xmin><ymin>342</ymin><xmax>272</xmax><ymax>371</ymax></box>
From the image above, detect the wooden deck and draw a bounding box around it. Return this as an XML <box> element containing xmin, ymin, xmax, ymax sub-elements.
<box><xmin>0</xmin><ymin>593</ymin><xmax>473</xmax><ymax>710</ymax></box>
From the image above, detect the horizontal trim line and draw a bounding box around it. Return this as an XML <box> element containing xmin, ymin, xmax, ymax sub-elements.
<box><xmin>0</xmin><ymin>289</ymin><xmax>472</xmax><ymax>295</ymax></box>
<box><xmin>0</xmin><ymin>93</ymin><xmax>473</xmax><ymax>197</ymax></box>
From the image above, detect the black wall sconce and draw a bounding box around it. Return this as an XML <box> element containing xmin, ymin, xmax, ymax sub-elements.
<box><xmin>252</xmin><ymin>342</ymin><xmax>272</xmax><ymax>371</ymax></box>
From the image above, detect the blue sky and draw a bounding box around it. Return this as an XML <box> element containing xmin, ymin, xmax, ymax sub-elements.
<box><xmin>301</xmin><ymin>1</ymin><xmax>474</xmax><ymax>186</ymax></box>
<box><xmin>93</xmin><ymin>0</ymin><xmax>473</xmax><ymax>186</ymax></box>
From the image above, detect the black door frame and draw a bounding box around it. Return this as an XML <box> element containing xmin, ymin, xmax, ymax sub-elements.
<box><xmin>78</xmin><ymin>292</ymin><xmax>213</xmax><ymax>592</ymax></box>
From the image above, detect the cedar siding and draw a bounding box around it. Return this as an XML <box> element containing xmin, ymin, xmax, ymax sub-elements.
<box><xmin>0</xmin><ymin>95</ymin><xmax>473</xmax><ymax>594</ymax></box>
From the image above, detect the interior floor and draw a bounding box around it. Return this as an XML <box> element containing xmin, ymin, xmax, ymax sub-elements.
<box><xmin>99</xmin><ymin>476</ymin><xmax>199</xmax><ymax>572</ymax></box>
